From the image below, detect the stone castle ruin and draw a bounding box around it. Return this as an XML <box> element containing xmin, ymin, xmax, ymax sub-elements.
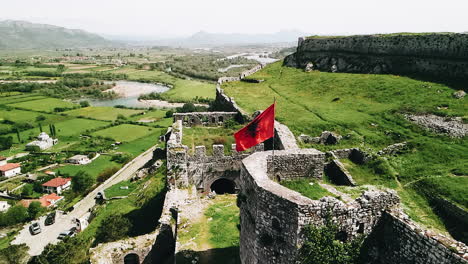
<box><xmin>284</xmin><ymin>33</ymin><xmax>468</xmax><ymax>84</ymax></box>
<box><xmin>90</xmin><ymin>63</ymin><xmax>467</xmax><ymax>264</ymax></box>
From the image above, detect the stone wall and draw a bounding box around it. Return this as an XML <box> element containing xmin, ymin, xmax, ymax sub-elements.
<box><xmin>173</xmin><ymin>112</ymin><xmax>238</xmax><ymax>127</ymax></box>
<box><xmin>266</xmin><ymin>148</ymin><xmax>324</xmax><ymax>181</ymax></box>
<box><xmin>325</xmin><ymin>156</ymin><xmax>356</xmax><ymax>186</ymax></box>
<box><xmin>186</xmin><ymin>144</ymin><xmax>263</xmax><ymax>192</ymax></box>
<box><xmin>238</xmin><ymin>150</ymin><xmax>400</xmax><ymax>264</ymax></box>
<box><xmin>363</xmin><ymin>211</ymin><xmax>467</xmax><ymax>264</ymax></box>
<box><xmin>285</xmin><ymin>33</ymin><xmax>468</xmax><ymax>83</ymax></box>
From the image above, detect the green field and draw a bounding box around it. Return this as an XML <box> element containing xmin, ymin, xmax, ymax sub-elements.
<box><xmin>54</xmin><ymin>118</ymin><xmax>109</xmax><ymax>137</ymax></box>
<box><xmin>65</xmin><ymin>106</ymin><xmax>144</xmax><ymax>121</ymax></box>
<box><xmin>7</xmin><ymin>97</ymin><xmax>77</xmax><ymax>112</ymax></box>
<box><xmin>116</xmin><ymin>131</ymin><xmax>162</xmax><ymax>156</ymax></box>
<box><xmin>0</xmin><ymin>94</ymin><xmax>47</xmax><ymax>105</ymax></box>
<box><xmin>54</xmin><ymin>155</ymin><xmax>120</xmax><ymax>179</ymax></box>
<box><xmin>92</xmin><ymin>124</ymin><xmax>157</xmax><ymax>142</ymax></box>
<box><xmin>115</xmin><ymin>67</ymin><xmax>215</xmax><ymax>102</ymax></box>
<box><xmin>223</xmin><ymin>62</ymin><xmax>468</xmax><ymax>233</ymax></box>
<box><xmin>0</xmin><ymin>108</ymin><xmax>64</xmax><ymax>125</ymax></box>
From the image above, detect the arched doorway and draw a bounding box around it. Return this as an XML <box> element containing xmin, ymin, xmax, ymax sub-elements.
<box><xmin>124</xmin><ymin>253</ymin><xmax>140</xmax><ymax>264</ymax></box>
<box><xmin>210</xmin><ymin>178</ymin><xmax>236</xmax><ymax>194</ymax></box>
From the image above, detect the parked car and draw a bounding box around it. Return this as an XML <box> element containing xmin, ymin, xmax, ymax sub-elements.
<box><xmin>45</xmin><ymin>212</ymin><xmax>56</xmax><ymax>226</ymax></box>
<box><xmin>57</xmin><ymin>227</ymin><xmax>76</xmax><ymax>240</ymax></box>
<box><xmin>29</xmin><ymin>222</ymin><xmax>41</xmax><ymax>235</ymax></box>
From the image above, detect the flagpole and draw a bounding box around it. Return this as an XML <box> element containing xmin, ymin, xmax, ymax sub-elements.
<box><xmin>272</xmin><ymin>97</ymin><xmax>276</xmax><ymax>181</ymax></box>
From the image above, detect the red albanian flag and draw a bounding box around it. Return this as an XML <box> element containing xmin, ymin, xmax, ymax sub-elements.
<box><xmin>234</xmin><ymin>103</ymin><xmax>275</xmax><ymax>151</ymax></box>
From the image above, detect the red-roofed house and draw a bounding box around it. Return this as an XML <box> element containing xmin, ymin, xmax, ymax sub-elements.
<box><xmin>20</xmin><ymin>193</ymin><xmax>64</xmax><ymax>208</ymax></box>
<box><xmin>42</xmin><ymin>177</ymin><xmax>71</xmax><ymax>194</ymax></box>
<box><xmin>0</xmin><ymin>163</ymin><xmax>21</xmax><ymax>178</ymax></box>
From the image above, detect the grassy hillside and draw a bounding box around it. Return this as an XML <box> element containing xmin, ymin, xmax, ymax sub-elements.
<box><xmin>0</xmin><ymin>20</ymin><xmax>112</xmax><ymax>49</ymax></box>
<box><xmin>223</xmin><ymin>62</ymin><xmax>467</xmax><ymax>233</ymax></box>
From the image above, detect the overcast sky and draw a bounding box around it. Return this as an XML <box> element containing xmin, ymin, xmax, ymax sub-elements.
<box><xmin>1</xmin><ymin>0</ymin><xmax>467</xmax><ymax>37</ymax></box>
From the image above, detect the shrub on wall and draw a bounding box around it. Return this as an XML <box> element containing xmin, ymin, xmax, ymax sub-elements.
<box><xmin>298</xmin><ymin>220</ymin><xmax>364</xmax><ymax>264</ymax></box>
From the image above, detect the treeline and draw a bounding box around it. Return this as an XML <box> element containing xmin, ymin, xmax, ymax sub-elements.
<box><xmin>0</xmin><ymin>77</ymin><xmax>117</xmax><ymax>100</ymax></box>
<box><xmin>148</xmin><ymin>55</ymin><xmax>258</xmax><ymax>81</ymax></box>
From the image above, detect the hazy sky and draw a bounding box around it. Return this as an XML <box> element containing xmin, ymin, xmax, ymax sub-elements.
<box><xmin>1</xmin><ymin>0</ymin><xmax>467</xmax><ymax>37</ymax></box>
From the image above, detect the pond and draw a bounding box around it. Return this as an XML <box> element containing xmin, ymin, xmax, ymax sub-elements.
<box><xmin>83</xmin><ymin>81</ymin><xmax>170</xmax><ymax>108</ymax></box>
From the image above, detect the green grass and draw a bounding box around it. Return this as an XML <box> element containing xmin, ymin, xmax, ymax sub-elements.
<box><xmin>280</xmin><ymin>179</ymin><xmax>334</xmax><ymax>200</ymax></box>
<box><xmin>119</xmin><ymin>67</ymin><xmax>215</xmax><ymax>102</ymax></box>
<box><xmin>0</xmin><ymin>94</ymin><xmax>47</xmax><ymax>105</ymax></box>
<box><xmin>65</xmin><ymin>106</ymin><xmax>144</xmax><ymax>121</ymax></box>
<box><xmin>7</xmin><ymin>97</ymin><xmax>77</xmax><ymax>112</ymax></box>
<box><xmin>0</xmin><ymin>107</ymin><xmax>66</xmax><ymax>125</ymax></box>
<box><xmin>104</xmin><ymin>180</ymin><xmax>138</xmax><ymax>198</ymax></box>
<box><xmin>116</xmin><ymin>131</ymin><xmax>162</xmax><ymax>156</ymax></box>
<box><xmin>223</xmin><ymin>62</ymin><xmax>468</xmax><ymax>232</ymax></box>
<box><xmin>92</xmin><ymin>124</ymin><xmax>156</xmax><ymax>142</ymax></box>
<box><xmin>182</xmin><ymin>126</ymin><xmax>241</xmax><ymax>155</ymax></box>
<box><xmin>206</xmin><ymin>195</ymin><xmax>240</xmax><ymax>248</ymax></box>
<box><xmin>53</xmin><ymin>118</ymin><xmax>109</xmax><ymax>137</ymax></box>
<box><xmin>54</xmin><ymin>155</ymin><xmax>120</xmax><ymax>179</ymax></box>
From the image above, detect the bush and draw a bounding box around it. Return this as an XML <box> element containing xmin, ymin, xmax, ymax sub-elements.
<box><xmin>165</xmin><ymin>110</ymin><xmax>174</xmax><ymax>118</ymax></box>
<box><xmin>111</xmin><ymin>153</ymin><xmax>132</xmax><ymax>164</ymax></box>
<box><xmin>97</xmin><ymin>167</ymin><xmax>120</xmax><ymax>183</ymax></box>
<box><xmin>35</xmin><ymin>115</ymin><xmax>46</xmax><ymax>122</ymax></box>
<box><xmin>0</xmin><ymin>136</ymin><xmax>13</xmax><ymax>151</ymax></box>
<box><xmin>30</xmin><ymin>236</ymin><xmax>91</xmax><ymax>264</ymax></box>
<box><xmin>27</xmin><ymin>201</ymin><xmax>44</xmax><ymax>219</ymax></box>
<box><xmin>224</xmin><ymin>119</ymin><xmax>239</xmax><ymax>129</ymax></box>
<box><xmin>21</xmin><ymin>184</ymin><xmax>33</xmax><ymax>197</ymax></box>
<box><xmin>298</xmin><ymin>219</ymin><xmax>364</xmax><ymax>264</ymax></box>
<box><xmin>95</xmin><ymin>214</ymin><xmax>132</xmax><ymax>243</ymax></box>
<box><xmin>213</xmin><ymin>137</ymin><xmax>226</xmax><ymax>145</ymax></box>
<box><xmin>79</xmin><ymin>101</ymin><xmax>90</xmax><ymax>107</ymax></box>
<box><xmin>0</xmin><ymin>205</ymin><xmax>29</xmax><ymax>227</ymax></box>
<box><xmin>71</xmin><ymin>171</ymin><xmax>95</xmax><ymax>193</ymax></box>
<box><xmin>0</xmin><ymin>244</ymin><xmax>29</xmax><ymax>264</ymax></box>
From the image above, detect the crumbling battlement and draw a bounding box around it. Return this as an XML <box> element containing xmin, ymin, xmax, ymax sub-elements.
<box><xmin>239</xmin><ymin>150</ymin><xmax>467</xmax><ymax>264</ymax></box>
<box><xmin>186</xmin><ymin>143</ymin><xmax>264</xmax><ymax>191</ymax></box>
<box><xmin>285</xmin><ymin>33</ymin><xmax>468</xmax><ymax>82</ymax></box>
<box><xmin>173</xmin><ymin>111</ymin><xmax>238</xmax><ymax>127</ymax></box>
<box><xmin>239</xmin><ymin>150</ymin><xmax>398</xmax><ymax>264</ymax></box>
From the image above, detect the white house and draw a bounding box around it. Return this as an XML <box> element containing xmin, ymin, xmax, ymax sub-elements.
<box><xmin>26</xmin><ymin>132</ymin><xmax>58</xmax><ymax>151</ymax></box>
<box><xmin>67</xmin><ymin>155</ymin><xmax>91</xmax><ymax>165</ymax></box>
<box><xmin>42</xmin><ymin>177</ymin><xmax>71</xmax><ymax>194</ymax></box>
<box><xmin>0</xmin><ymin>163</ymin><xmax>21</xmax><ymax>178</ymax></box>
<box><xmin>0</xmin><ymin>201</ymin><xmax>10</xmax><ymax>212</ymax></box>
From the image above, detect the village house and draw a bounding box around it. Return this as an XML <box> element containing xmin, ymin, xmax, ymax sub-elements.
<box><xmin>20</xmin><ymin>193</ymin><xmax>64</xmax><ymax>208</ymax></box>
<box><xmin>42</xmin><ymin>177</ymin><xmax>71</xmax><ymax>194</ymax></box>
<box><xmin>67</xmin><ymin>154</ymin><xmax>91</xmax><ymax>165</ymax></box>
<box><xmin>25</xmin><ymin>132</ymin><xmax>58</xmax><ymax>151</ymax></box>
<box><xmin>0</xmin><ymin>201</ymin><xmax>11</xmax><ymax>212</ymax></box>
<box><xmin>0</xmin><ymin>156</ymin><xmax>6</xmax><ymax>166</ymax></box>
<box><xmin>0</xmin><ymin>163</ymin><xmax>21</xmax><ymax>178</ymax></box>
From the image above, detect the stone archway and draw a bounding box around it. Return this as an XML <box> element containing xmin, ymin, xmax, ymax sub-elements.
<box><xmin>124</xmin><ymin>253</ymin><xmax>140</xmax><ymax>264</ymax></box>
<box><xmin>210</xmin><ymin>178</ymin><xmax>236</xmax><ymax>194</ymax></box>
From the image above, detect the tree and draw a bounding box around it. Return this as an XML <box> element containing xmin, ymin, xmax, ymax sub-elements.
<box><xmin>21</xmin><ymin>184</ymin><xmax>33</xmax><ymax>197</ymax></box>
<box><xmin>39</xmin><ymin>123</ymin><xmax>43</xmax><ymax>132</ymax></box>
<box><xmin>35</xmin><ymin>115</ymin><xmax>46</xmax><ymax>122</ymax></box>
<box><xmin>0</xmin><ymin>205</ymin><xmax>29</xmax><ymax>226</ymax></box>
<box><xmin>0</xmin><ymin>244</ymin><xmax>29</xmax><ymax>264</ymax></box>
<box><xmin>95</xmin><ymin>214</ymin><xmax>131</xmax><ymax>243</ymax></box>
<box><xmin>16</xmin><ymin>129</ymin><xmax>21</xmax><ymax>143</ymax></box>
<box><xmin>79</xmin><ymin>101</ymin><xmax>90</xmax><ymax>107</ymax></box>
<box><xmin>27</xmin><ymin>201</ymin><xmax>44</xmax><ymax>219</ymax></box>
<box><xmin>0</xmin><ymin>136</ymin><xmax>13</xmax><ymax>151</ymax></box>
<box><xmin>72</xmin><ymin>171</ymin><xmax>95</xmax><ymax>193</ymax></box>
<box><xmin>30</xmin><ymin>236</ymin><xmax>91</xmax><ymax>264</ymax></box>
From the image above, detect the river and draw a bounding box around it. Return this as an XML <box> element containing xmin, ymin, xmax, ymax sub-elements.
<box><xmin>84</xmin><ymin>81</ymin><xmax>170</xmax><ymax>108</ymax></box>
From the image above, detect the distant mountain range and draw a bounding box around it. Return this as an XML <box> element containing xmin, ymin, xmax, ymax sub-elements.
<box><xmin>0</xmin><ymin>20</ymin><xmax>113</xmax><ymax>49</ymax></box>
<box><xmin>109</xmin><ymin>30</ymin><xmax>308</xmax><ymax>47</ymax></box>
<box><xmin>0</xmin><ymin>20</ymin><xmax>306</xmax><ymax>49</ymax></box>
